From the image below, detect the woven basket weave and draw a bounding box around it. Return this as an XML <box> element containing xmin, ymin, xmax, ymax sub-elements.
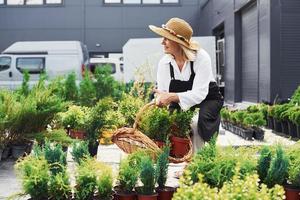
<box><xmin>112</xmin><ymin>102</ymin><xmax>193</xmax><ymax>163</ymax></box>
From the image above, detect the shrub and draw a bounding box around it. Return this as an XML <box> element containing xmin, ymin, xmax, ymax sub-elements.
<box><xmin>156</xmin><ymin>146</ymin><xmax>170</xmax><ymax>188</ymax></box>
<box><xmin>64</xmin><ymin>72</ymin><xmax>78</xmax><ymax>102</ymax></box>
<box><xmin>170</xmin><ymin>110</ymin><xmax>194</xmax><ymax>138</ymax></box>
<box><xmin>79</xmin><ymin>72</ymin><xmax>97</xmax><ymax>107</ymax></box>
<box><xmin>58</xmin><ymin>105</ymin><xmax>90</xmax><ymax>130</ymax></box>
<box><xmin>257</xmin><ymin>146</ymin><xmax>272</xmax><ymax>183</ymax></box>
<box><xmin>15</xmin><ymin>156</ymin><xmax>50</xmax><ymax>199</ymax></box>
<box><xmin>139</xmin><ymin>157</ymin><xmax>156</xmax><ymax>195</ymax></box>
<box><xmin>139</xmin><ymin>107</ymin><xmax>171</xmax><ymax>141</ymax></box>
<box><xmin>71</xmin><ymin>141</ymin><xmax>90</xmax><ymax>164</ymax></box>
<box><xmin>44</xmin><ymin>141</ymin><xmax>67</xmax><ymax>175</ymax></box>
<box><xmin>117</xmin><ymin>159</ymin><xmax>139</xmax><ymax>193</ymax></box>
<box><xmin>97</xmin><ymin>165</ymin><xmax>113</xmax><ymax>199</ymax></box>
<box><xmin>48</xmin><ymin>168</ymin><xmax>72</xmax><ymax>200</ymax></box>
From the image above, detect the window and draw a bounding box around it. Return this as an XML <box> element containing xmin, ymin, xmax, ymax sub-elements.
<box><xmin>0</xmin><ymin>57</ymin><xmax>11</xmax><ymax>72</ymax></box>
<box><xmin>104</xmin><ymin>0</ymin><xmax>179</xmax><ymax>4</ymax></box>
<box><xmin>46</xmin><ymin>0</ymin><xmax>62</xmax><ymax>4</ymax></box>
<box><xmin>5</xmin><ymin>0</ymin><xmax>62</xmax><ymax>5</ymax></box>
<box><xmin>16</xmin><ymin>57</ymin><xmax>45</xmax><ymax>74</ymax></box>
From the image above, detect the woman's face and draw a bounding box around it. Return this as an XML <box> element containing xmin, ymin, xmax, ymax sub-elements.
<box><xmin>161</xmin><ymin>37</ymin><xmax>181</xmax><ymax>55</ymax></box>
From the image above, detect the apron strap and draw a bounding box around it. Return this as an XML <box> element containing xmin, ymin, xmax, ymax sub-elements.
<box><xmin>169</xmin><ymin>61</ymin><xmax>195</xmax><ymax>80</ymax></box>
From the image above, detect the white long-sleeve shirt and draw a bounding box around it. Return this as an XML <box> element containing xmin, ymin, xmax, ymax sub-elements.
<box><xmin>156</xmin><ymin>48</ymin><xmax>215</xmax><ymax>110</ymax></box>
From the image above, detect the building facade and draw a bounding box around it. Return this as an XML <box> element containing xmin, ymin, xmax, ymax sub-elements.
<box><xmin>1</xmin><ymin>0</ymin><xmax>300</xmax><ymax>103</ymax></box>
<box><xmin>198</xmin><ymin>0</ymin><xmax>300</xmax><ymax>103</ymax></box>
<box><xmin>0</xmin><ymin>0</ymin><xmax>203</xmax><ymax>55</ymax></box>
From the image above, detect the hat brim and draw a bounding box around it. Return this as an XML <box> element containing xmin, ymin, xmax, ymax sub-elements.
<box><xmin>149</xmin><ymin>25</ymin><xmax>199</xmax><ymax>51</ymax></box>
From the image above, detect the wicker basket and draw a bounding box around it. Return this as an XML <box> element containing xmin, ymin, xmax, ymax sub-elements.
<box><xmin>112</xmin><ymin>102</ymin><xmax>193</xmax><ymax>163</ymax></box>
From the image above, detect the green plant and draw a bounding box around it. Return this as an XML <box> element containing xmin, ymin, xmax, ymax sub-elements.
<box><xmin>15</xmin><ymin>155</ymin><xmax>50</xmax><ymax>199</ymax></box>
<box><xmin>273</xmin><ymin>104</ymin><xmax>293</xmax><ymax>121</ymax></box>
<box><xmin>118</xmin><ymin>159</ymin><xmax>139</xmax><ymax>193</ymax></box>
<box><xmin>79</xmin><ymin>72</ymin><xmax>97</xmax><ymax>107</ymax></box>
<box><xmin>64</xmin><ymin>72</ymin><xmax>78</xmax><ymax>102</ymax></box>
<box><xmin>16</xmin><ymin>70</ymin><xmax>30</xmax><ymax>97</ymax></box>
<box><xmin>257</xmin><ymin>146</ymin><xmax>272</xmax><ymax>183</ymax></box>
<box><xmin>44</xmin><ymin>141</ymin><xmax>67</xmax><ymax>175</ymax></box>
<box><xmin>139</xmin><ymin>157</ymin><xmax>156</xmax><ymax>195</ymax></box>
<box><xmin>173</xmin><ymin>168</ymin><xmax>285</xmax><ymax>200</ymax></box>
<box><xmin>170</xmin><ymin>110</ymin><xmax>194</xmax><ymax>138</ymax></box>
<box><xmin>97</xmin><ymin>165</ymin><xmax>113</xmax><ymax>199</ymax></box>
<box><xmin>48</xmin><ymin>168</ymin><xmax>72</xmax><ymax>200</ymax></box>
<box><xmin>118</xmin><ymin>94</ymin><xmax>144</xmax><ymax>127</ymax></box>
<box><xmin>31</xmin><ymin>129</ymin><xmax>74</xmax><ymax>148</ymax></box>
<box><xmin>265</xmin><ymin>145</ymin><xmax>289</xmax><ymax>188</ymax></box>
<box><xmin>250</xmin><ymin>112</ymin><xmax>267</xmax><ymax>127</ymax></box>
<box><xmin>140</xmin><ymin>107</ymin><xmax>171</xmax><ymax>141</ymax></box>
<box><xmin>58</xmin><ymin>105</ymin><xmax>90</xmax><ymax>130</ymax></box>
<box><xmin>287</xmin><ymin>144</ymin><xmax>300</xmax><ymax>187</ymax></box>
<box><xmin>291</xmin><ymin>85</ymin><xmax>300</xmax><ymax>105</ymax></box>
<box><xmin>75</xmin><ymin>158</ymin><xmax>97</xmax><ymax>200</ymax></box>
<box><xmin>71</xmin><ymin>141</ymin><xmax>90</xmax><ymax>164</ymax></box>
<box><xmin>220</xmin><ymin>107</ymin><xmax>230</xmax><ymax>122</ymax></box>
<box><xmin>233</xmin><ymin>110</ymin><xmax>247</xmax><ymax>127</ymax></box>
<box><xmin>289</xmin><ymin>106</ymin><xmax>300</xmax><ymax>126</ymax></box>
<box><xmin>156</xmin><ymin>146</ymin><xmax>170</xmax><ymax>188</ymax></box>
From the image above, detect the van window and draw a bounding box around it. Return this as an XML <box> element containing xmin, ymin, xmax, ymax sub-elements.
<box><xmin>16</xmin><ymin>57</ymin><xmax>45</xmax><ymax>74</ymax></box>
<box><xmin>0</xmin><ymin>57</ymin><xmax>11</xmax><ymax>71</ymax></box>
<box><xmin>90</xmin><ymin>63</ymin><xmax>116</xmax><ymax>74</ymax></box>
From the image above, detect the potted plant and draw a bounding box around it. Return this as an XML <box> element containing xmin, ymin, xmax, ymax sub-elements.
<box><xmin>140</xmin><ymin>107</ymin><xmax>171</xmax><ymax>148</ymax></box>
<box><xmin>155</xmin><ymin>146</ymin><xmax>175</xmax><ymax>200</ymax></box>
<box><xmin>289</xmin><ymin>106</ymin><xmax>300</xmax><ymax>139</ymax></box>
<box><xmin>115</xmin><ymin>159</ymin><xmax>138</xmax><ymax>200</ymax></box>
<box><xmin>136</xmin><ymin>157</ymin><xmax>158</xmax><ymax>200</ymax></box>
<box><xmin>58</xmin><ymin>105</ymin><xmax>90</xmax><ymax>139</ymax></box>
<box><xmin>267</xmin><ymin>105</ymin><xmax>275</xmax><ymax>130</ymax></box>
<box><xmin>71</xmin><ymin>141</ymin><xmax>90</xmax><ymax>164</ymax></box>
<box><xmin>97</xmin><ymin>164</ymin><xmax>113</xmax><ymax>200</ymax></box>
<box><xmin>220</xmin><ymin>107</ymin><xmax>230</xmax><ymax>130</ymax></box>
<box><xmin>287</xmin><ymin>106</ymin><xmax>300</xmax><ymax>138</ymax></box>
<box><xmin>249</xmin><ymin>112</ymin><xmax>266</xmax><ymax>140</ymax></box>
<box><xmin>15</xmin><ymin>155</ymin><xmax>50</xmax><ymax>200</ymax></box>
<box><xmin>44</xmin><ymin>141</ymin><xmax>67</xmax><ymax>175</ymax></box>
<box><xmin>169</xmin><ymin>110</ymin><xmax>194</xmax><ymax>158</ymax></box>
<box><xmin>285</xmin><ymin>145</ymin><xmax>300</xmax><ymax>200</ymax></box>
<box><xmin>257</xmin><ymin>145</ymin><xmax>289</xmax><ymax>188</ymax></box>
<box><xmin>75</xmin><ymin>158</ymin><xmax>98</xmax><ymax>200</ymax></box>
<box><xmin>48</xmin><ymin>168</ymin><xmax>72</xmax><ymax>200</ymax></box>
<box><xmin>240</xmin><ymin>114</ymin><xmax>254</xmax><ymax>140</ymax></box>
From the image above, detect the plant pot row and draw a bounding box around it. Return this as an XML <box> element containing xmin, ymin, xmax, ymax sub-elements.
<box><xmin>0</xmin><ymin>141</ymin><xmax>33</xmax><ymax>161</ymax></box>
<box><xmin>113</xmin><ymin>186</ymin><xmax>175</xmax><ymax>200</ymax></box>
<box><xmin>221</xmin><ymin>121</ymin><xmax>265</xmax><ymax>141</ymax></box>
<box><xmin>267</xmin><ymin>117</ymin><xmax>300</xmax><ymax>140</ymax></box>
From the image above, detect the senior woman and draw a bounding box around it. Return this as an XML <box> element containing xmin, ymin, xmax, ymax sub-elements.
<box><xmin>149</xmin><ymin>17</ymin><xmax>224</xmax><ymax>147</ymax></box>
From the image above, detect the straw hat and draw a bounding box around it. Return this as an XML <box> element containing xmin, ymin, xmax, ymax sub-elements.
<box><xmin>149</xmin><ymin>17</ymin><xmax>199</xmax><ymax>51</ymax></box>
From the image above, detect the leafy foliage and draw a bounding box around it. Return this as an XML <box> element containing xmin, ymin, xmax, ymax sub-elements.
<box><xmin>139</xmin><ymin>157</ymin><xmax>156</xmax><ymax>195</ymax></box>
<box><xmin>71</xmin><ymin>141</ymin><xmax>90</xmax><ymax>164</ymax></box>
<box><xmin>44</xmin><ymin>141</ymin><xmax>67</xmax><ymax>175</ymax></box>
<box><xmin>170</xmin><ymin>110</ymin><xmax>194</xmax><ymax>138</ymax></box>
<box><xmin>64</xmin><ymin>72</ymin><xmax>78</xmax><ymax>102</ymax></box>
<box><xmin>257</xmin><ymin>146</ymin><xmax>272</xmax><ymax>183</ymax></box>
<box><xmin>156</xmin><ymin>146</ymin><xmax>170</xmax><ymax>188</ymax></box>
<box><xmin>117</xmin><ymin>159</ymin><xmax>138</xmax><ymax>193</ymax></box>
<box><xmin>48</xmin><ymin>168</ymin><xmax>72</xmax><ymax>200</ymax></box>
<box><xmin>79</xmin><ymin>72</ymin><xmax>97</xmax><ymax>107</ymax></box>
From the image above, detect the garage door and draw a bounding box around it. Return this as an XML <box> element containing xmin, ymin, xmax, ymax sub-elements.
<box><xmin>241</xmin><ymin>2</ymin><xmax>258</xmax><ymax>102</ymax></box>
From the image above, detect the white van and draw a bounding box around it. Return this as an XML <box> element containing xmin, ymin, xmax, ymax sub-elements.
<box><xmin>89</xmin><ymin>57</ymin><xmax>124</xmax><ymax>82</ymax></box>
<box><xmin>0</xmin><ymin>41</ymin><xmax>89</xmax><ymax>89</ymax></box>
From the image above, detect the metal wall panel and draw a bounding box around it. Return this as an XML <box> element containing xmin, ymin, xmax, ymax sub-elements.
<box><xmin>241</xmin><ymin>3</ymin><xmax>258</xmax><ymax>102</ymax></box>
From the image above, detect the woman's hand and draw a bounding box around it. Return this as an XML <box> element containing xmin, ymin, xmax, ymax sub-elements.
<box><xmin>153</xmin><ymin>89</ymin><xmax>179</xmax><ymax>107</ymax></box>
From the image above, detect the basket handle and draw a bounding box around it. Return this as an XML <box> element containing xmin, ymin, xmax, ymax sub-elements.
<box><xmin>133</xmin><ymin>101</ymin><xmax>156</xmax><ymax>130</ymax></box>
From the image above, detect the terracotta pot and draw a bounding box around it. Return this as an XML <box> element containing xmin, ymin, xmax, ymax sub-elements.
<box><xmin>69</xmin><ymin>129</ymin><xmax>85</xmax><ymax>139</ymax></box>
<box><xmin>137</xmin><ymin>193</ymin><xmax>158</xmax><ymax>200</ymax></box>
<box><xmin>115</xmin><ymin>191</ymin><xmax>137</xmax><ymax>200</ymax></box>
<box><xmin>156</xmin><ymin>187</ymin><xmax>175</xmax><ymax>200</ymax></box>
<box><xmin>284</xmin><ymin>185</ymin><xmax>300</xmax><ymax>200</ymax></box>
<box><xmin>170</xmin><ymin>136</ymin><xmax>190</xmax><ymax>158</ymax></box>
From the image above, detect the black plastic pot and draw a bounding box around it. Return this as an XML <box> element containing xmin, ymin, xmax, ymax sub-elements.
<box><xmin>11</xmin><ymin>145</ymin><xmax>27</xmax><ymax>159</ymax></box>
<box><xmin>240</xmin><ymin>128</ymin><xmax>253</xmax><ymax>140</ymax></box>
<box><xmin>281</xmin><ymin>120</ymin><xmax>289</xmax><ymax>136</ymax></box>
<box><xmin>267</xmin><ymin>116</ymin><xmax>274</xmax><ymax>130</ymax></box>
<box><xmin>273</xmin><ymin>118</ymin><xmax>282</xmax><ymax>133</ymax></box>
<box><xmin>253</xmin><ymin>128</ymin><xmax>264</xmax><ymax>140</ymax></box>
<box><xmin>287</xmin><ymin>121</ymin><xmax>298</xmax><ymax>138</ymax></box>
<box><xmin>88</xmin><ymin>141</ymin><xmax>99</xmax><ymax>157</ymax></box>
<box><xmin>1</xmin><ymin>146</ymin><xmax>11</xmax><ymax>160</ymax></box>
<box><xmin>297</xmin><ymin>125</ymin><xmax>300</xmax><ymax>139</ymax></box>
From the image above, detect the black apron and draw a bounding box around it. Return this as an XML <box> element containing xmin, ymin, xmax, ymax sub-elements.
<box><xmin>168</xmin><ymin>62</ymin><xmax>224</xmax><ymax>142</ymax></box>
